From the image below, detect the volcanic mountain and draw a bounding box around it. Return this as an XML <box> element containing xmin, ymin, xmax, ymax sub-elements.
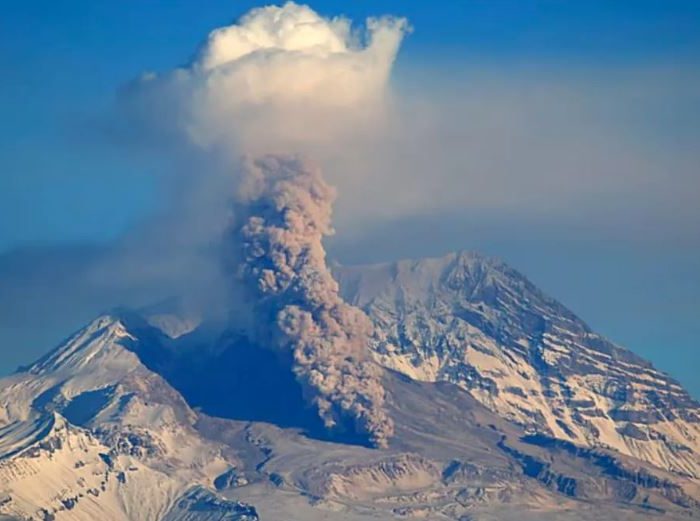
<box><xmin>0</xmin><ymin>251</ymin><xmax>698</xmax><ymax>520</ymax></box>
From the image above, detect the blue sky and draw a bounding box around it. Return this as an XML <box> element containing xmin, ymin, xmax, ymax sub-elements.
<box><xmin>2</xmin><ymin>0</ymin><xmax>700</xmax><ymax>249</ymax></box>
<box><xmin>1</xmin><ymin>1</ymin><xmax>699</xmax><ymax>393</ymax></box>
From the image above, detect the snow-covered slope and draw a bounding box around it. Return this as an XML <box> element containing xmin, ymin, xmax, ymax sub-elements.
<box><xmin>0</xmin><ymin>316</ymin><xmax>240</xmax><ymax>521</ymax></box>
<box><xmin>337</xmin><ymin>251</ymin><xmax>700</xmax><ymax>478</ymax></box>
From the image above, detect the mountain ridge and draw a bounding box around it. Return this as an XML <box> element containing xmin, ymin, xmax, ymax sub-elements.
<box><xmin>1</xmin><ymin>250</ymin><xmax>698</xmax><ymax>520</ymax></box>
<box><xmin>335</xmin><ymin>251</ymin><xmax>700</xmax><ymax>477</ymax></box>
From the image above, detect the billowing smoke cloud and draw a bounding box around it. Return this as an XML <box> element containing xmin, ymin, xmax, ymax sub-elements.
<box><xmin>117</xmin><ymin>3</ymin><xmax>407</xmax><ymax>445</ymax></box>
<box><xmin>232</xmin><ymin>155</ymin><xmax>393</xmax><ymax>446</ymax></box>
<box><xmin>124</xmin><ymin>1</ymin><xmax>408</xmax><ymax>153</ymax></box>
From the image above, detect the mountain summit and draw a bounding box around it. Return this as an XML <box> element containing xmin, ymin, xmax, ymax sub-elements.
<box><xmin>1</xmin><ymin>251</ymin><xmax>698</xmax><ymax>520</ymax></box>
<box><xmin>337</xmin><ymin>251</ymin><xmax>700</xmax><ymax>477</ymax></box>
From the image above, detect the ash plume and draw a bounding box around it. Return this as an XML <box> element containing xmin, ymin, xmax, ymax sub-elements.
<box><xmin>114</xmin><ymin>3</ymin><xmax>405</xmax><ymax>446</ymax></box>
<box><xmin>121</xmin><ymin>2</ymin><xmax>408</xmax><ymax>154</ymax></box>
<box><xmin>231</xmin><ymin>155</ymin><xmax>394</xmax><ymax>447</ymax></box>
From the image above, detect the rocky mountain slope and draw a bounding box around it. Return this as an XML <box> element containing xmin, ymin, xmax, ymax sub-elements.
<box><xmin>0</xmin><ymin>316</ymin><xmax>253</xmax><ymax>521</ymax></box>
<box><xmin>0</xmin><ymin>251</ymin><xmax>698</xmax><ymax>520</ymax></box>
<box><xmin>337</xmin><ymin>251</ymin><xmax>700</xmax><ymax>478</ymax></box>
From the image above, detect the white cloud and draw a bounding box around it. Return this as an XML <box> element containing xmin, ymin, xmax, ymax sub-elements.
<box><xmin>119</xmin><ymin>4</ymin><xmax>699</xmax><ymax>245</ymax></box>
<box><xmin>127</xmin><ymin>2</ymin><xmax>408</xmax><ymax>153</ymax></box>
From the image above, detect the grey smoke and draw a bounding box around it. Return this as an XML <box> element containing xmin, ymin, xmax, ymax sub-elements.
<box><xmin>117</xmin><ymin>3</ymin><xmax>407</xmax><ymax>445</ymax></box>
<box><xmin>232</xmin><ymin>155</ymin><xmax>393</xmax><ymax>447</ymax></box>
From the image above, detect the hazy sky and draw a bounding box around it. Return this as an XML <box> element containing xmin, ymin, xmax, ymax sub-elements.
<box><xmin>1</xmin><ymin>1</ymin><xmax>699</xmax><ymax>394</ymax></box>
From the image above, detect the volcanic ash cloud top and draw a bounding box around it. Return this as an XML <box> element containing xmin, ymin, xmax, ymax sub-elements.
<box><xmin>126</xmin><ymin>1</ymin><xmax>409</xmax><ymax>151</ymax></box>
<box><xmin>232</xmin><ymin>155</ymin><xmax>394</xmax><ymax>447</ymax></box>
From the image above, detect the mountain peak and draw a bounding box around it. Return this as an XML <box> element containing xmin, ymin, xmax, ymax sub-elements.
<box><xmin>26</xmin><ymin>315</ymin><xmax>137</xmax><ymax>377</ymax></box>
<box><xmin>336</xmin><ymin>251</ymin><xmax>700</xmax><ymax>477</ymax></box>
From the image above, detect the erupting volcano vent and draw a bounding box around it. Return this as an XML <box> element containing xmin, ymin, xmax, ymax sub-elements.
<box><xmin>231</xmin><ymin>155</ymin><xmax>393</xmax><ymax>447</ymax></box>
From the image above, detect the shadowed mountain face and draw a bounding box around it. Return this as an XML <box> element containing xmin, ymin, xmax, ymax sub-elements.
<box><xmin>121</xmin><ymin>316</ymin><xmax>321</xmax><ymax>431</ymax></box>
<box><xmin>0</xmin><ymin>251</ymin><xmax>698</xmax><ymax>521</ymax></box>
<box><xmin>122</xmin><ymin>316</ymin><xmax>372</xmax><ymax>447</ymax></box>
